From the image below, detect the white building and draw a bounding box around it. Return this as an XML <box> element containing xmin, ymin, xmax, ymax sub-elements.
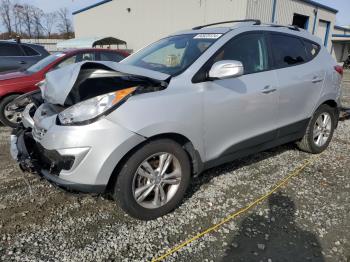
<box><xmin>73</xmin><ymin>0</ymin><xmax>347</xmax><ymax>61</ymax></box>
<box><xmin>331</xmin><ymin>25</ymin><xmax>350</xmax><ymax>62</ymax></box>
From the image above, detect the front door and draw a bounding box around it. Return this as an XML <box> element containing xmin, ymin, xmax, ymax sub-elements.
<box><xmin>196</xmin><ymin>32</ymin><xmax>279</xmax><ymax>163</ymax></box>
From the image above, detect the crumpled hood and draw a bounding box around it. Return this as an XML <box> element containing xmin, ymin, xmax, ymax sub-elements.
<box><xmin>42</xmin><ymin>61</ymin><xmax>170</xmax><ymax>106</ymax></box>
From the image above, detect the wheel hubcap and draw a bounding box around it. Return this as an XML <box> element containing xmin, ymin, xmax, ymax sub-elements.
<box><xmin>313</xmin><ymin>112</ymin><xmax>332</xmax><ymax>147</ymax></box>
<box><xmin>132</xmin><ymin>152</ymin><xmax>182</xmax><ymax>209</ymax></box>
<box><xmin>4</xmin><ymin>104</ymin><xmax>22</xmax><ymax>124</ymax></box>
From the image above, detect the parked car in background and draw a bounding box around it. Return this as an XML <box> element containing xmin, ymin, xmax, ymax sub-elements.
<box><xmin>0</xmin><ymin>40</ymin><xmax>50</xmax><ymax>73</ymax></box>
<box><xmin>0</xmin><ymin>48</ymin><xmax>129</xmax><ymax>127</ymax></box>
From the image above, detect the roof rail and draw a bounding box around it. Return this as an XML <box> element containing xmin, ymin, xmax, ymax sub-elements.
<box><xmin>269</xmin><ymin>24</ymin><xmax>300</xmax><ymax>31</ymax></box>
<box><xmin>192</xmin><ymin>19</ymin><xmax>261</xmax><ymax>30</ymax></box>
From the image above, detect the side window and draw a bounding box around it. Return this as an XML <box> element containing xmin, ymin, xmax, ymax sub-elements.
<box><xmin>270</xmin><ymin>34</ymin><xmax>308</xmax><ymax>68</ymax></box>
<box><xmin>55</xmin><ymin>55</ymin><xmax>78</xmax><ymax>69</ymax></box>
<box><xmin>303</xmin><ymin>40</ymin><xmax>320</xmax><ymax>61</ymax></box>
<box><xmin>0</xmin><ymin>43</ymin><xmax>24</xmax><ymax>57</ymax></box>
<box><xmin>21</xmin><ymin>45</ymin><xmax>39</xmax><ymax>56</ymax></box>
<box><xmin>79</xmin><ymin>52</ymin><xmax>95</xmax><ymax>62</ymax></box>
<box><xmin>100</xmin><ymin>52</ymin><xmax>125</xmax><ymax>62</ymax></box>
<box><xmin>212</xmin><ymin>33</ymin><xmax>269</xmax><ymax>74</ymax></box>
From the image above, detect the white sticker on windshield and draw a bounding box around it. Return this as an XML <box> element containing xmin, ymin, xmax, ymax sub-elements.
<box><xmin>194</xmin><ymin>34</ymin><xmax>222</xmax><ymax>39</ymax></box>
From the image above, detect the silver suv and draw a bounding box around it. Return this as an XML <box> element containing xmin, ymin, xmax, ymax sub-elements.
<box><xmin>11</xmin><ymin>20</ymin><xmax>343</xmax><ymax>220</ymax></box>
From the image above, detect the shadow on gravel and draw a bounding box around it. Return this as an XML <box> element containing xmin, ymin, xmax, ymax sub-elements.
<box><xmin>222</xmin><ymin>192</ymin><xmax>324</xmax><ymax>262</ymax></box>
<box><xmin>186</xmin><ymin>143</ymin><xmax>294</xmax><ymax>200</ymax></box>
<box><xmin>339</xmin><ymin>108</ymin><xmax>350</xmax><ymax>121</ymax></box>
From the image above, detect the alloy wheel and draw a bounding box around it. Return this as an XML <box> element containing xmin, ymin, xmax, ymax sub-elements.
<box><xmin>313</xmin><ymin>112</ymin><xmax>332</xmax><ymax>147</ymax></box>
<box><xmin>132</xmin><ymin>152</ymin><xmax>182</xmax><ymax>209</ymax></box>
<box><xmin>4</xmin><ymin>104</ymin><xmax>22</xmax><ymax>124</ymax></box>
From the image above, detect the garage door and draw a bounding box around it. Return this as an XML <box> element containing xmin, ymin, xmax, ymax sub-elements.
<box><xmin>317</xmin><ymin>20</ymin><xmax>330</xmax><ymax>46</ymax></box>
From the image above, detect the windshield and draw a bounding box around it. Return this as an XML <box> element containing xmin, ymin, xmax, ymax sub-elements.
<box><xmin>26</xmin><ymin>53</ymin><xmax>65</xmax><ymax>73</ymax></box>
<box><xmin>121</xmin><ymin>34</ymin><xmax>221</xmax><ymax>76</ymax></box>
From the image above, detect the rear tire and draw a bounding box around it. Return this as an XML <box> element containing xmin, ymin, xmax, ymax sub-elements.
<box><xmin>297</xmin><ymin>104</ymin><xmax>336</xmax><ymax>153</ymax></box>
<box><xmin>113</xmin><ymin>139</ymin><xmax>191</xmax><ymax>220</ymax></box>
<box><xmin>0</xmin><ymin>95</ymin><xmax>21</xmax><ymax>128</ymax></box>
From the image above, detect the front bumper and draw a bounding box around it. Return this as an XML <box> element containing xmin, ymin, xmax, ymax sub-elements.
<box><xmin>12</xmin><ymin>129</ymin><xmax>105</xmax><ymax>193</ymax></box>
<box><xmin>11</xmin><ymin>108</ymin><xmax>146</xmax><ymax>193</ymax></box>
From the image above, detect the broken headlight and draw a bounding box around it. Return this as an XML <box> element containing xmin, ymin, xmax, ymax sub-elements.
<box><xmin>58</xmin><ymin>87</ymin><xmax>136</xmax><ymax>125</ymax></box>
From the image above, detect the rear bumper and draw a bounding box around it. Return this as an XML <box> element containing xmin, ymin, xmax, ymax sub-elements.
<box><xmin>12</xmin><ymin>128</ymin><xmax>106</xmax><ymax>193</ymax></box>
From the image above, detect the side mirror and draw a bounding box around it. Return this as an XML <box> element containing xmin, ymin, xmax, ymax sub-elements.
<box><xmin>208</xmin><ymin>60</ymin><xmax>244</xmax><ymax>80</ymax></box>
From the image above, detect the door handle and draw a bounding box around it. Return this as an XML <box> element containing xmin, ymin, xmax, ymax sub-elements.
<box><xmin>261</xmin><ymin>85</ymin><xmax>277</xmax><ymax>94</ymax></box>
<box><xmin>312</xmin><ymin>76</ymin><xmax>324</xmax><ymax>83</ymax></box>
<box><xmin>19</xmin><ymin>61</ymin><xmax>26</xmax><ymax>65</ymax></box>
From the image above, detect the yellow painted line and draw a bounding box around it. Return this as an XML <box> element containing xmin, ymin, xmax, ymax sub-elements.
<box><xmin>152</xmin><ymin>156</ymin><xmax>317</xmax><ymax>262</ymax></box>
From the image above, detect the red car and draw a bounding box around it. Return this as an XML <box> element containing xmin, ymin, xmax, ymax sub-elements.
<box><xmin>0</xmin><ymin>48</ymin><xmax>129</xmax><ymax>127</ymax></box>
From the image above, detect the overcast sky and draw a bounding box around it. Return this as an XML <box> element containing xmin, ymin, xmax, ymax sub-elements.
<box><xmin>316</xmin><ymin>0</ymin><xmax>350</xmax><ymax>26</ymax></box>
<box><xmin>22</xmin><ymin>0</ymin><xmax>99</xmax><ymax>14</ymax></box>
<box><xmin>1</xmin><ymin>0</ymin><xmax>350</xmax><ymax>32</ymax></box>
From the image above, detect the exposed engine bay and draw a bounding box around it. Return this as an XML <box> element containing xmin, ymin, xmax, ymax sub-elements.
<box><xmin>9</xmin><ymin>62</ymin><xmax>170</xmax><ymax>127</ymax></box>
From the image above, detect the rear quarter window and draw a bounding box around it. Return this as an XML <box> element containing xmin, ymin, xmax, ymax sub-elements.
<box><xmin>270</xmin><ymin>34</ymin><xmax>308</xmax><ymax>68</ymax></box>
<box><xmin>21</xmin><ymin>45</ymin><xmax>40</xmax><ymax>56</ymax></box>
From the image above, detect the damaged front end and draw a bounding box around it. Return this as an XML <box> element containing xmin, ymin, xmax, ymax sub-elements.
<box><xmin>12</xmin><ymin>129</ymin><xmax>74</xmax><ymax>174</ymax></box>
<box><xmin>10</xmin><ymin>61</ymin><xmax>170</xmax><ymax>192</ymax></box>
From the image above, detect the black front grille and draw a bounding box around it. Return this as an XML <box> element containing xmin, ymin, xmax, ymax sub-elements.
<box><xmin>23</xmin><ymin>133</ymin><xmax>74</xmax><ymax>175</ymax></box>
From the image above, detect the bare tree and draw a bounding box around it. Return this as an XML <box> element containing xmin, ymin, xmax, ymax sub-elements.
<box><xmin>32</xmin><ymin>7</ymin><xmax>44</xmax><ymax>39</ymax></box>
<box><xmin>0</xmin><ymin>2</ymin><xmax>74</xmax><ymax>39</ymax></box>
<box><xmin>13</xmin><ymin>4</ymin><xmax>24</xmax><ymax>35</ymax></box>
<box><xmin>0</xmin><ymin>0</ymin><xmax>13</xmax><ymax>35</ymax></box>
<box><xmin>43</xmin><ymin>12</ymin><xmax>56</xmax><ymax>38</ymax></box>
<box><xmin>21</xmin><ymin>4</ymin><xmax>34</xmax><ymax>38</ymax></box>
<box><xmin>57</xmin><ymin>7</ymin><xmax>73</xmax><ymax>39</ymax></box>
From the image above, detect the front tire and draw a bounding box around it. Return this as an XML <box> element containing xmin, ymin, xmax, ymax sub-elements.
<box><xmin>113</xmin><ymin>139</ymin><xmax>191</xmax><ymax>220</ymax></box>
<box><xmin>0</xmin><ymin>95</ymin><xmax>21</xmax><ymax>128</ymax></box>
<box><xmin>297</xmin><ymin>104</ymin><xmax>336</xmax><ymax>153</ymax></box>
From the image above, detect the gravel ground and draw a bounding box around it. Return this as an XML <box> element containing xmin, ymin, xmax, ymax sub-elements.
<box><xmin>0</xmin><ymin>72</ymin><xmax>349</xmax><ymax>262</ymax></box>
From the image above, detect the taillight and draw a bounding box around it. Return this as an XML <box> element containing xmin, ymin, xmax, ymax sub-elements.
<box><xmin>334</xmin><ymin>65</ymin><xmax>343</xmax><ymax>77</ymax></box>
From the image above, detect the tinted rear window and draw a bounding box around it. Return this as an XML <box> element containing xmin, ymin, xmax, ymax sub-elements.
<box><xmin>270</xmin><ymin>34</ymin><xmax>308</xmax><ymax>68</ymax></box>
<box><xmin>0</xmin><ymin>43</ymin><xmax>24</xmax><ymax>56</ymax></box>
<box><xmin>21</xmin><ymin>45</ymin><xmax>39</xmax><ymax>56</ymax></box>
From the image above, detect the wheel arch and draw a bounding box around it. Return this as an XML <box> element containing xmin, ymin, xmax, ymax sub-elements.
<box><xmin>0</xmin><ymin>92</ymin><xmax>23</xmax><ymax>103</ymax></box>
<box><xmin>105</xmin><ymin>132</ymin><xmax>203</xmax><ymax>193</ymax></box>
<box><xmin>319</xmin><ymin>99</ymin><xmax>340</xmax><ymax>127</ymax></box>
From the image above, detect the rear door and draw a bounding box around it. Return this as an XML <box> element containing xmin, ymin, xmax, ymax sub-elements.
<box><xmin>269</xmin><ymin>33</ymin><xmax>324</xmax><ymax>132</ymax></box>
<box><xmin>20</xmin><ymin>44</ymin><xmax>43</xmax><ymax>68</ymax></box>
<box><xmin>196</xmin><ymin>32</ymin><xmax>279</xmax><ymax>162</ymax></box>
<box><xmin>0</xmin><ymin>42</ymin><xmax>27</xmax><ymax>72</ymax></box>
